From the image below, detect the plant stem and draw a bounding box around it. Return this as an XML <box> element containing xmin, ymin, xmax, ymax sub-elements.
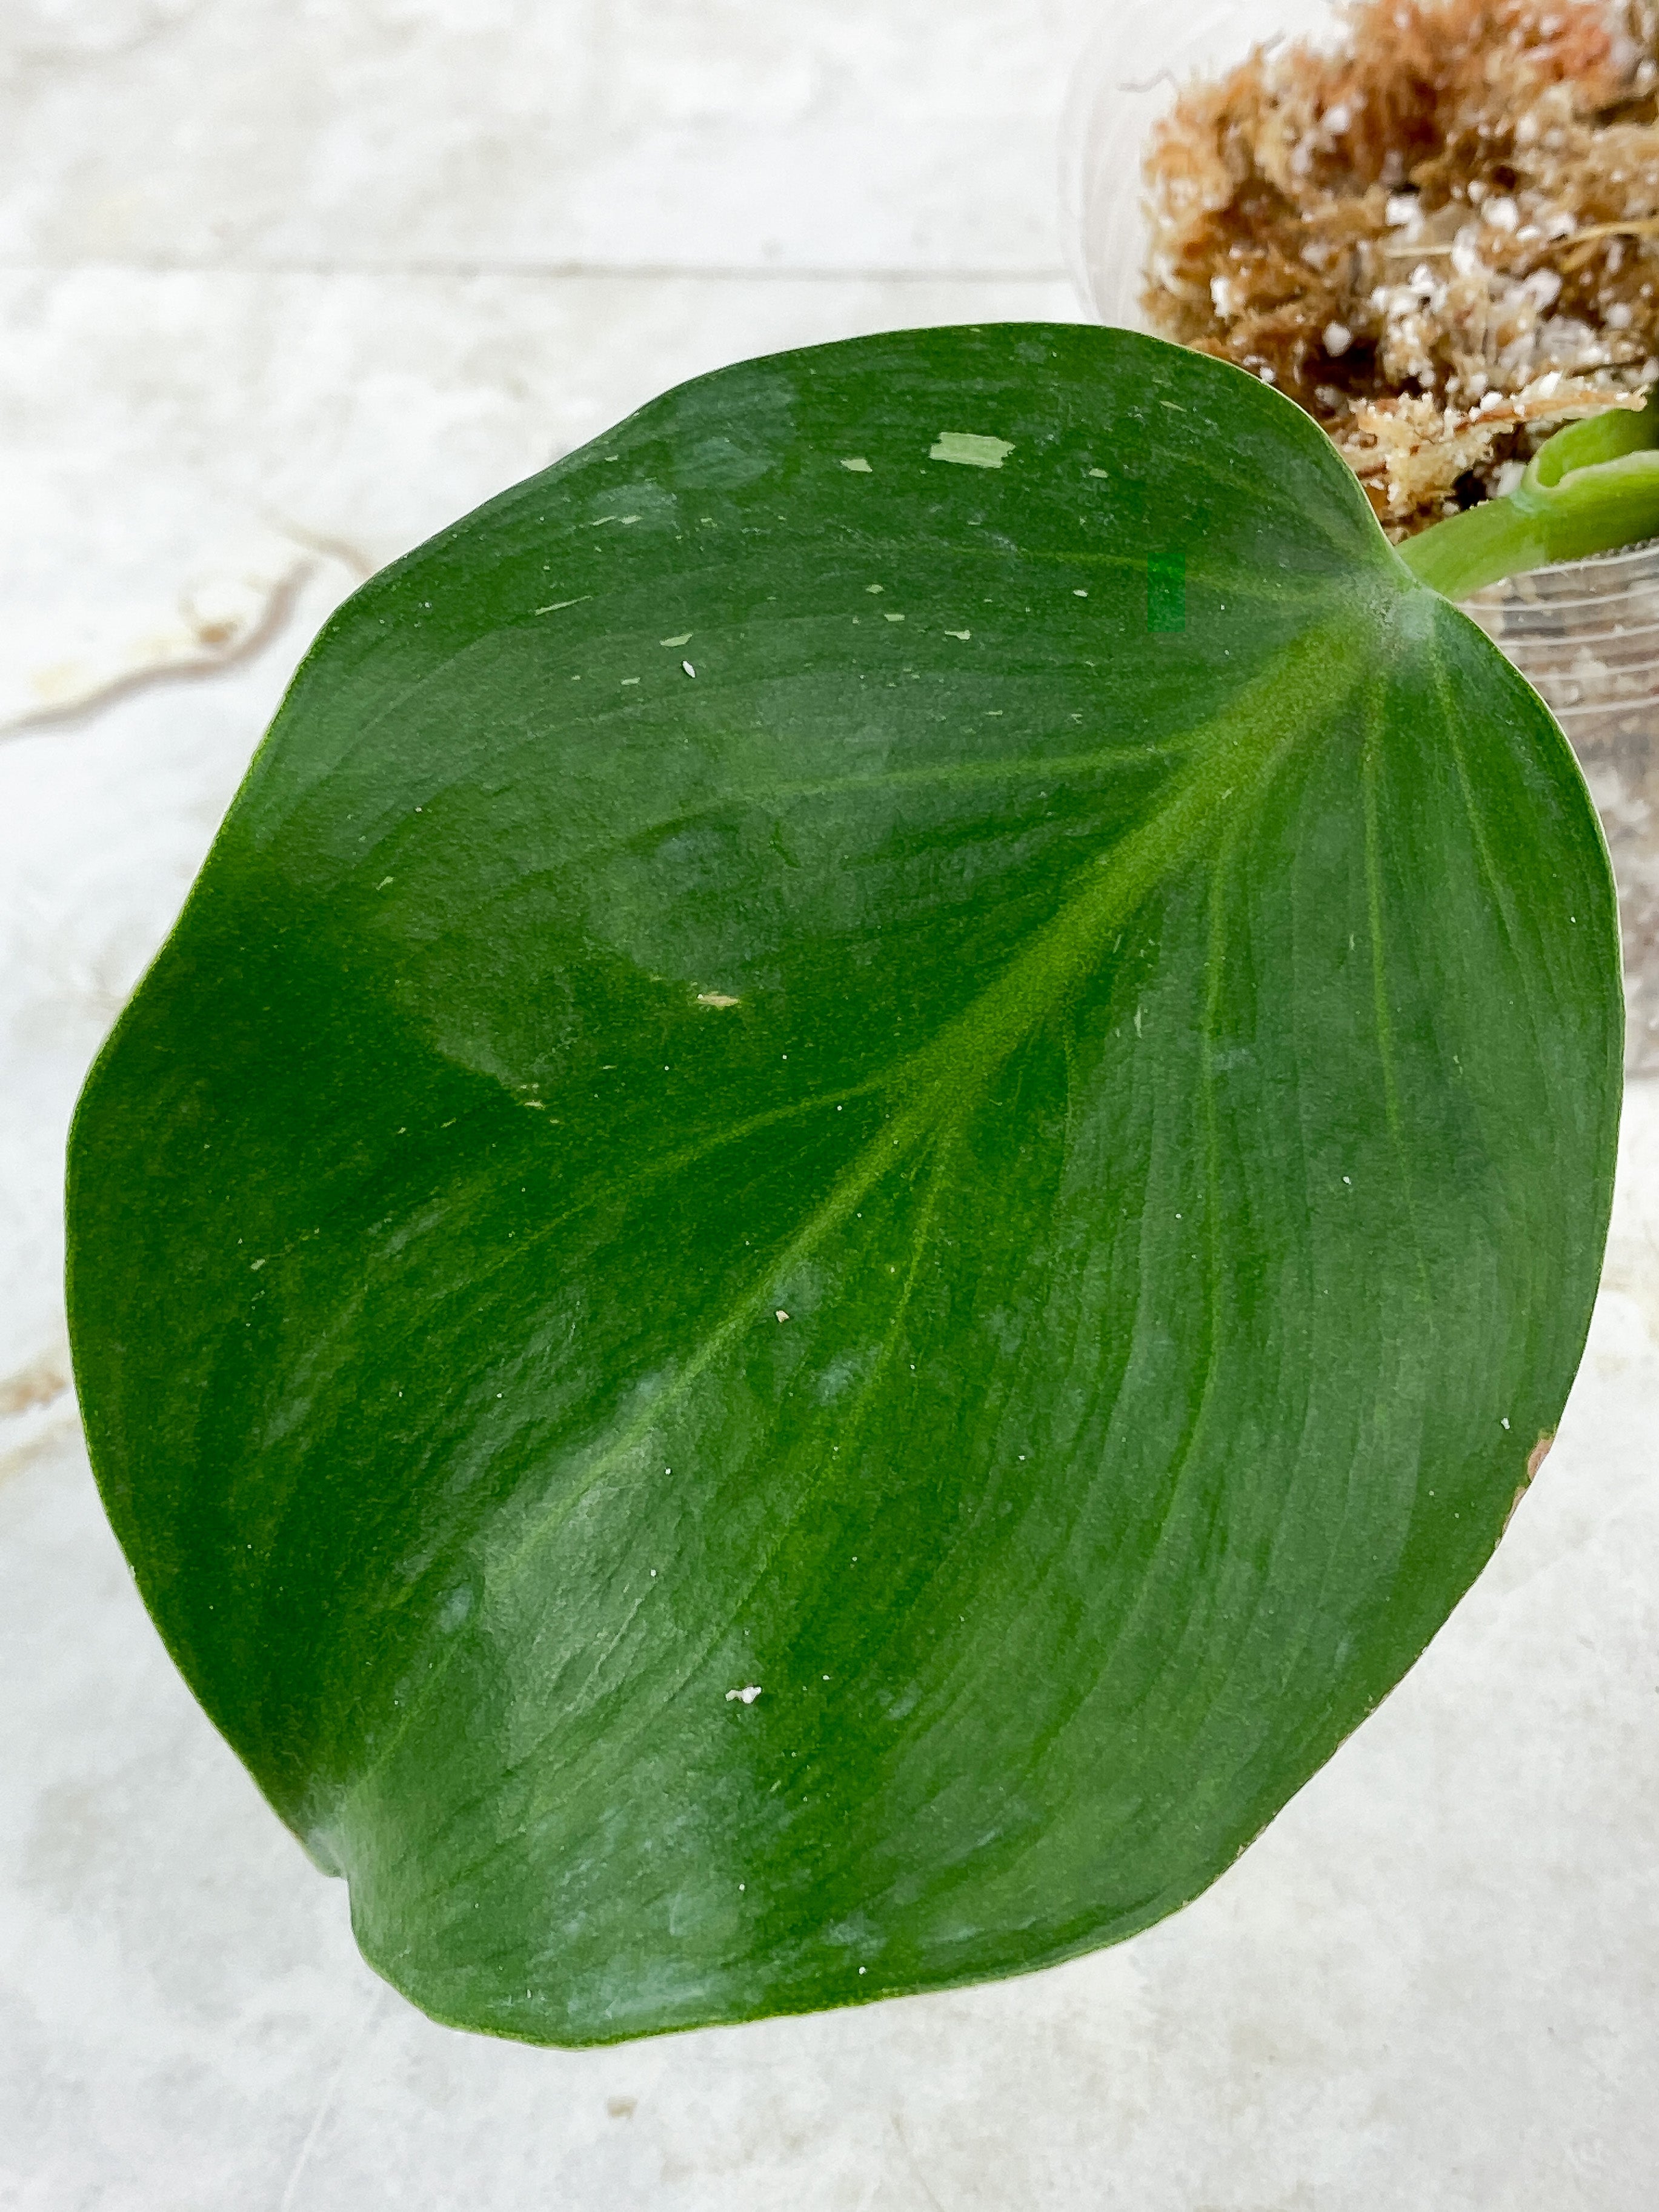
<box><xmin>1399</xmin><ymin>400</ymin><xmax>1659</xmax><ymax>600</ymax></box>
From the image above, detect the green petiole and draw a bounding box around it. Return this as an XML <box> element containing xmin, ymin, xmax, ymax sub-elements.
<box><xmin>1399</xmin><ymin>397</ymin><xmax>1659</xmax><ymax>599</ymax></box>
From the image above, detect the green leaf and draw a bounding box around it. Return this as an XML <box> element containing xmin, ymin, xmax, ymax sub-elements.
<box><xmin>66</xmin><ymin>324</ymin><xmax>1622</xmax><ymax>2045</ymax></box>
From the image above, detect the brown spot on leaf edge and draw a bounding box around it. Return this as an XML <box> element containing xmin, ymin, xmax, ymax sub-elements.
<box><xmin>1503</xmin><ymin>1431</ymin><xmax>1555</xmax><ymax>1532</ymax></box>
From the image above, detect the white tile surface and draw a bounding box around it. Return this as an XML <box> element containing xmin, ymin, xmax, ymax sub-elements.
<box><xmin>3</xmin><ymin>2</ymin><xmax>1656</xmax><ymax>2205</ymax></box>
<box><xmin>0</xmin><ymin>0</ymin><xmax>1094</xmax><ymax>274</ymax></box>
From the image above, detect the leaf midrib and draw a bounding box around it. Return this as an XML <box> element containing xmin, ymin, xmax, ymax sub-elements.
<box><xmin>321</xmin><ymin>600</ymin><xmax>1377</xmax><ymax>1855</ymax></box>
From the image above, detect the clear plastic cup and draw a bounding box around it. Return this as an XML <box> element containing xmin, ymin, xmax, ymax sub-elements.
<box><xmin>1062</xmin><ymin>0</ymin><xmax>1343</xmax><ymax>332</ymax></box>
<box><xmin>1063</xmin><ymin>0</ymin><xmax>1659</xmax><ymax>1071</ymax></box>
<box><xmin>1462</xmin><ymin>550</ymin><xmax>1659</xmax><ymax>1069</ymax></box>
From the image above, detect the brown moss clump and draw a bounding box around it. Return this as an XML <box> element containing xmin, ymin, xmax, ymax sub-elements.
<box><xmin>1142</xmin><ymin>0</ymin><xmax>1659</xmax><ymax>532</ymax></box>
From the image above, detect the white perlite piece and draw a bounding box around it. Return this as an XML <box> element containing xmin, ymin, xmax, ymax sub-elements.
<box><xmin>725</xmin><ymin>1686</ymin><xmax>763</xmax><ymax>1704</ymax></box>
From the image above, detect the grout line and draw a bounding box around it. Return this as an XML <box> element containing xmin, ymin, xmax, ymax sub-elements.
<box><xmin>0</xmin><ymin>257</ymin><xmax>1077</xmax><ymax>285</ymax></box>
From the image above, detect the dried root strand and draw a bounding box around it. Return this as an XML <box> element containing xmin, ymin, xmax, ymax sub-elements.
<box><xmin>1142</xmin><ymin>0</ymin><xmax>1659</xmax><ymax>533</ymax></box>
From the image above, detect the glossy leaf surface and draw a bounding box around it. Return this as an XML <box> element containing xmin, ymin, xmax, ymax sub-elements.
<box><xmin>67</xmin><ymin>325</ymin><xmax>1622</xmax><ymax>2044</ymax></box>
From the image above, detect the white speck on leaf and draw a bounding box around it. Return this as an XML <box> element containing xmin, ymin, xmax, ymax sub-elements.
<box><xmin>865</xmin><ymin>583</ymin><xmax>883</xmax><ymax>594</ymax></box>
<box><xmin>929</xmin><ymin>431</ymin><xmax>1014</xmax><ymax>468</ymax></box>
<box><xmin>885</xmin><ymin>613</ymin><xmax>905</xmax><ymax>622</ymax></box>
<box><xmin>726</xmin><ymin>1686</ymin><xmax>763</xmax><ymax>1704</ymax></box>
<box><xmin>682</xmin><ymin>660</ymin><xmax>696</xmax><ymax>677</ymax></box>
<box><xmin>534</xmin><ymin>596</ymin><xmax>590</xmax><ymax>614</ymax></box>
<box><xmin>697</xmin><ymin>991</ymin><xmax>740</xmax><ymax>1008</ymax></box>
<box><xmin>1088</xmin><ymin>467</ymin><xmax>1109</xmax><ymax>478</ymax></box>
<box><xmin>943</xmin><ymin>629</ymin><xmax>971</xmax><ymax>640</ymax></box>
<box><xmin>841</xmin><ymin>457</ymin><xmax>873</xmax><ymax>473</ymax></box>
<box><xmin>661</xmin><ymin>632</ymin><xmax>691</xmax><ymax>646</ymax></box>
<box><xmin>776</xmin><ymin>1310</ymin><xmax>789</xmax><ymax>1323</ymax></box>
<box><xmin>1501</xmin><ymin>1417</ymin><xmax>1511</xmax><ymax>1429</ymax></box>
<box><xmin>376</xmin><ymin>877</ymin><xmax>393</xmax><ymax>889</ymax></box>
